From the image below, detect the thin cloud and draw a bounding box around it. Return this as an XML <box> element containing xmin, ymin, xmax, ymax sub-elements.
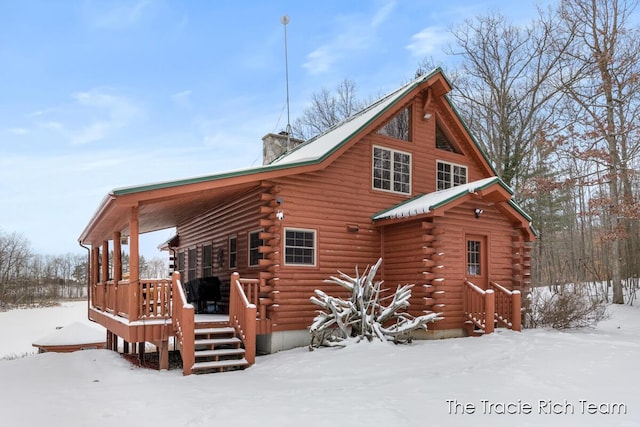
<box><xmin>90</xmin><ymin>0</ymin><xmax>153</xmax><ymax>29</ymax></box>
<box><xmin>406</xmin><ymin>26</ymin><xmax>452</xmax><ymax>58</ymax></box>
<box><xmin>38</xmin><ymin>121</ymin><xmax>64</xmax><ymax>131</ymax></box>
<box><xmin>32</xmin><ymin>89</ymin><xmax>143</xmax><ymax>146</ymax></box>
<box><xmin>70</xmin><ymin>89</ymin><xmax>142</xmax><ymax>145</ymax></box>
<box><xmin>371</xmin><ymin>1</ymin><xmax>396</xmax><ymax>28</ymax></box>
<box><xmin>171</xmin><ymin>89</ymin><xmax>193</xmax><ymax>108</ymax></box>
<box><xmin>303</xmin><ymin>2</ymin><xmax>397</xmax><ymax>75</ymax></box>
<box><xmin>8</xmin><ymin>128</ymin><xmax>29</xmax><ymax>135</ymax></box>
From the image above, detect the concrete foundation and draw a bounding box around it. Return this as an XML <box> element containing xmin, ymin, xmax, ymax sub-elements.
<box><xmin>257</xmin><ymin>330</ymin><xmax>311</xmax><ymax>354</ymax></box>
<box><xmin>256</xmin><ymin>327</ymin><xmax>466</xmax><ymax>354</ymax></box>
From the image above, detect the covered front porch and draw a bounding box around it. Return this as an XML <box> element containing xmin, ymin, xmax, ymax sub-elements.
<box><xmin>85</xmin><ymin>207</ymin><xmax>260</xmax><ymax>373</ymax></box>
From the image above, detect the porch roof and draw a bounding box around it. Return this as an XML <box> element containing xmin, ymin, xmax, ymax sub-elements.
<box><xmin>372</xmin><ymin>177</ymin><xmax>535</xmax><ymax>237</ymax></box>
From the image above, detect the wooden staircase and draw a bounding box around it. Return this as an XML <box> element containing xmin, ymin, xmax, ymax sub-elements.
<box><xmin>171</xmin><ymin>272</ymin><xmax>257</xmax><ymax>375</ymax></box>
<box><xmin>463</xmin><ymin>280</ymin><xmax>522</xmax><ymax>336</ymax></box>
<box><xmin>190</xmin><ymin>319</ymin><xmax>249</xmax><ymax>374</ymax></box>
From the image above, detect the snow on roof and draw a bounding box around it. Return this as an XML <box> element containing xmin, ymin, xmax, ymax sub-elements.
<box><xmin>32</xmin><ymin>321</ymin><xmax>106</xmax><ymax>347</ymax></box>
<box><xmin>107</xmin><ymin>70</ymin><xmax>442</xmax><ymax>198</ymax></box>
<box><xmin>372</xmin><ymin>177</ymin><xmax>506</xmax><ymax>221</ymax></box>
<box><xmin>269</xmin><ymin>71</ymin><xmax>438</xmax><ymax>167</ymax></box>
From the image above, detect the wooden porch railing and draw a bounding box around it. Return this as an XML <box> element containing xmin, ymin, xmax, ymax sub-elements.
<box><xmin>170</xmin><ymin>272</ymin><xmax>195</xmax><ymax>375</ymax></box>
<box><xmin>91</xmin><ymin>278</ymin><xmax>172</xmax><ymax>321</ymax></box>
<box><xmin>229</xmin><ymin>273</ymin><xmax>257</xmax><ymax>365</ymax></box>
<box><xmin>489</xmin><ymin>281</ymin><xmax>522</xmax><ymax>331</ymax></box>
<box><xmin>463</xmin><ymin>280</ymin><xmax>495</xmax><ymax>334</ymax></box>
<box><xmin>139</xmin><ymin>279</ymin><xmax>172</xmax><ymax>317</ymax></box>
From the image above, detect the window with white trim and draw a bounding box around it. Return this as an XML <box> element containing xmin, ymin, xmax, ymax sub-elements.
<box><xmin>467</xmin><ymin>240</ymin><xmax>481</xmax><ymax>276</ymax></box>
<box><xmin>284</xmin><ymin>228</ymin><xmax>316</xmax><ymax>266</ymax></box>
<box><xmin>177</xmin><ymin>252</ymin><xmax>185</xmax><ymax>281</ymax></box>
<box><xmin>187</xmin><ymin>248</ymin><xmax>197</xmax><ymax>281</ymax></box>
<box><xmin>202</xmin><ymin>244</ymin><xmax>212</xmax><ymax>277</ymax></box>
<box><xmin>248</xmin><ymin>230</ymin><xmax>263</xmax><ymax>267</ymax></box>
<box><xmin>373</xmin><ymin>146</ymin><xmax>411</xmax><ymax>194</ymax></box>
<box><xmin>437</xmin><ymin>161</ymin><xmax>467</xmax><ymax>190</ymax></box>
<box><xmin>228</xmin><ymin>236</ymin><xmax>237</xmax><ymax>269</ymax></box>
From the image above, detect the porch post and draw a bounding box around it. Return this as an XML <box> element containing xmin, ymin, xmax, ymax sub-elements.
<box><xmin>91</xmin><ymin>246</ymin><xmax>99</xmax><ymax>284</ymax></box>
<box><xmin>158</xmin><ymin>341</ymin><xmax>169</xmax><ymax>370</ymax></box>
<box><xmin>484</xmin><ymin>289</ymin><xmax>495</xmax><ymax>334</ymax></box>
<box><xmin>128</xmin><ymin>206</ymin><xmax>140</xmax><ymax>321</ymax></box>
<box><xmin>101</xmin><ymin>241</ymin><xmax>109</xmax><ymax>282</ymax></box>
<box><xmin>101</xmin><ymin>241</ymin><xmax>109</xmax><ymax>312</ymax></box>
<box><xmin>511</xmin><ymin>290</ymin><xmax>522</xmax><ymax>332</ymax></box>
<box><xmin>113</xmin><ymin>232</ymin><xmax>122</xmax><ymax>315</ymax></box>
<box><xmin>113</xmin><ymin>231</ymin><xmax>122</xmax><ymax>282</ymax></box>
<box><xmin>91</xmin><ymin>246</ymin><xmax>100</xmax><ymax>308</ymax></box>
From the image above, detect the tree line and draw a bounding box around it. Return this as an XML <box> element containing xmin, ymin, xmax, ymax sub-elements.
<box><xmin>292</xmin><ymin>0</ymin><xmax>640</xmax><ymax>304</ymax></box>
<box><xmin>0</xmin><ymin>229</ymin><xmax>167</xmax><ymax>307</ymax></box>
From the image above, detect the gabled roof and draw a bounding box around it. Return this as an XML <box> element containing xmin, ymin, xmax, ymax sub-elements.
<box><xmin>372</xmin><ymin>177</ymin><xmax>507</xmax><ymax>221</ymax></box>
<box><xmin>269</xmin><ymin>69</ymin><xmax>447</xmax><ymax>166</ymax></box>
<box><xmin>108</xmin><ymin>68</ymin><xmax>452</xmax><ymax>197</ymax></box>
<box><xmin>79</xmin><ymin>68</ymin><xmax>497</xmax><ymax>245</ymax></box>
<box><xmin>372</xmin><ymin>177</ymin><xmax>536</xmax><ymax>236</ymax></box>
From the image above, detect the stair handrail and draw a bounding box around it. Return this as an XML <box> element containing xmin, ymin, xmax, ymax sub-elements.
<box><xmin>463</xmin><ymin>280</ymin><xmax>495</xmax><ymax>334</ymax></box>
<box><xmin>489</xmin><ymin>281</ymin><xmax>521</xmax><ymax>331</ymax></box>
<box><xmin>229</xmin><ymin>273</ymin><xmax>257</xmax><ymax>365</ymax></box>
<box><xmin>171</xmin><ymin>272</ymin><xmax>195</xmax><ymax>375</ymax></box>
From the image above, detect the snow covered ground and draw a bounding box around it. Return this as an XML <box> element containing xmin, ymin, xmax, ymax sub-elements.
<box><xmin>1</xmin><ymin>301</ymin><xmax>639</xmax><ymax>426</ymax></box>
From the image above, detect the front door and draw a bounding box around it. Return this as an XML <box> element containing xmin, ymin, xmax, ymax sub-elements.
<box><xmin>466</xmin><ymin>234</ymin><xmax>488</xmax><ymax>289</ymax></box>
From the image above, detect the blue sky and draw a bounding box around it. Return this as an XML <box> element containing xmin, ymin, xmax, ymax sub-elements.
<box><xmin>1</xmin><ymin>0</ymin><xmax>547</xmax><ymax>257</ymax></box>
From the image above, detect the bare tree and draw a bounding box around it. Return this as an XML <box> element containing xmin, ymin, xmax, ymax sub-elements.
<box><xmin>0</xmin><ymin>230</ymin><xmax>32</xmax><ymax>303</ymax></box>
<box><xmin>558</xmin><ymin>0</ymin><xmax>640</xmax><ymax>304</ymax></box>
<box><xmin>292</xmin><ymin>78</ymin><xmax>364</xmax><ymax>140</ymax></box>
<box><xmin>447</xmin><ymin>9</ymin><xmax>576</xmax><ymax>195</ymax></box>
<box><xmin>141</xmin><ymin>257</ymin><xmax>168</xmax><ymax>279</ymax></box>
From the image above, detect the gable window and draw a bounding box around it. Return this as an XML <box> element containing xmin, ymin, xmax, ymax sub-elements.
<box><xmin>248</xmin><ymin>230</ymin><xmax>264</xmax><ymax>267</ymax></box>
<box><xmin>377</xmin><ymin>106</ymin><xmax>411</xmax><ymax>141</ymax></box>
<box><xmin>435</xmin><ymin>123</ymin><xmax>460</xmax><ymax>153</ymax></box>
<box><xmin>437</xmin><ymin>161</ymin><xmax>467</xmax><ymax>190</ymax></box>
<box><xmin>202</xmin><ymin>244</ymin><xmax>212</xmax><ymax>277</ymax></box>
<box><xmin>284</xmin><ymin>228</ymin><xmax>316</xmax><ymax>266</ymax></box>
<box><xmin>187</xmin><ymin>248</ymin><xmax>197</xmax><ymax>281</ymax></box>
<box><xmin>228</xmin><ymin>236</ymin><xmax>237</xmax><ymax>269</ymax></box>
<box><xmin>373</xmin><ymin>146</ymin><xmax>411</xmax><ymax>194</ymax></box>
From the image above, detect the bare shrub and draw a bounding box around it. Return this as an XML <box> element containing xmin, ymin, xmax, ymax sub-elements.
<box><xmin>309</xmin><ymin>258</ymin><xmax>441</xmax><ymax>348</ymax></box>
<box><xmin>525</xmin><ymin>285</ymin><xmax>608</xmax><ymax>329</ymax></box>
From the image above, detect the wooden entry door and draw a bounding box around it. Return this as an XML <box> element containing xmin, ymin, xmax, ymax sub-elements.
<box><xmin>466</xmin><ymin>234</ymin><xmax>488</xmax><ymax>289</ymax></box>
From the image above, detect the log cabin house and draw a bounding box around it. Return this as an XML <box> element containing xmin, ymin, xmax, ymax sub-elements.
<box><xmin>78</xmin><ymin>69</ymin><xmax>535</xmax><ymax>375</ymax></box>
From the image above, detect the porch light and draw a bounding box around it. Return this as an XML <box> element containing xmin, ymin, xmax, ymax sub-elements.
<box><xmin>474</xmin><ymin>208</ymin><xmax>483</xmax><ymax>218</ymax></box>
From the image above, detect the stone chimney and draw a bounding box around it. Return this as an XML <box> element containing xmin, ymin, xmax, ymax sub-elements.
<box><xmin>262</xmin><ymin>131</ymin><xmax>304</xmax><ymax>165</ymax></box>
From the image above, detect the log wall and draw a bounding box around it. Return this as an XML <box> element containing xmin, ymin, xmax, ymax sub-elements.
<box><xmin>169</xmin><ymin>93</ymin><xmax>531</xmax><ymax>335</ymax></box>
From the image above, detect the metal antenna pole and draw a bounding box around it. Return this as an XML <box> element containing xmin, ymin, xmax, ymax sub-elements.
<box><xmin>281</xmin><ymin>15</ymin><xmax>292</xmax><ymax>137</ymax></box>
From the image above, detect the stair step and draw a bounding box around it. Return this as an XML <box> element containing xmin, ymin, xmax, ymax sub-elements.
<box><xmin>195</xmin><ymin>327</ymin><xmax>235</xmax><ymax>335</ymax></box>
<box><xmin>191</xmin><ymin>358</ymin><xmax>249</xmax><ymax>373</ymax></box>
<box><xmin>195</xmin><ymin>337</ymin><xmax>242</xmax><ymax>346</ymax></box>
<box><xmin>195</xmin><ymin>348</ymin><xmax>246</xmax><ymax>358</ymax></box>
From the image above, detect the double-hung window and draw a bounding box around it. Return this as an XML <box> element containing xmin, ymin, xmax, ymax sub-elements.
<box><xmin>373</xmin><ymin>146</ymin><xmax>411</xmax><ymax>194</ymax></box>
<box><xmin>202</xmin><ymin>244</ymin><xmax>212</xmax><ymax>277</ymax></box>
<box><xmin>187</xmin><ymin>248</ymin><xmax>197</xmax><ymax>281</ymax></box>
<box><xmin>228</xmin><ymin>236</ymin><xmax>237</xmax><ymax>269</ymax></box>
<box><xmin>437</xmin><ymin>161</ymin><xmax>467</xmax><ymax>190</ymax></box>
<box><xmin>248</xmin><ymin>230</ymin><xmax>263</xmax><ymax>267</ymax></box>
<box><xmin>284</xmin><ymin>228</ymin><xmax>316</xmax><ymax>266</ymax></box>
